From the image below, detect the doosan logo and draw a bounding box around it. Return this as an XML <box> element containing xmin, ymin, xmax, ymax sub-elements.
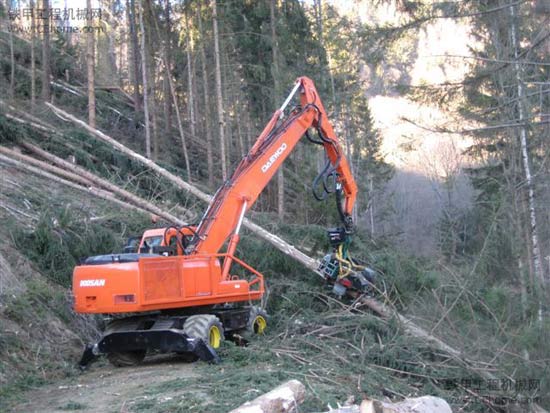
<box><xmin>79</xmin><ymin>279</ymin><xmax>106</xmax><ymax>287</ymax></box>
<box><xmin>261</xmin><ymin>143</ymin><xmax>287</xmax><ymax>173</ymax></box>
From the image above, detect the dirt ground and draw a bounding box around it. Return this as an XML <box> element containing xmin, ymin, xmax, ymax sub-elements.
<box><xmin>11</xmin><ymin>355</ymin><xmax>210</xmax><ymax>413</ymax></box>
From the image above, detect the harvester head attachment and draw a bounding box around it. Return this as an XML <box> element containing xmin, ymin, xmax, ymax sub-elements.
<box><xmin>319</xmin><ymin>227</ymin><xmax>377</xmax><ymax>298</ymax></box>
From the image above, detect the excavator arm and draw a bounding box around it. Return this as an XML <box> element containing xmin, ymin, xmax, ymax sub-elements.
<box><xmin>74</xmin><ymin>77</ymin><xmax>369</xmax><ymax>369</ymax></box>
<box><xmin>191</xmin><ymin>77</ymin><xmax>358</xmax><ymax>256</ymax></box>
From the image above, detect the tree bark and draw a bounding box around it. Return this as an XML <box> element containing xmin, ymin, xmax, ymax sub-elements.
<box><xmin>0</xmin><ymin>154</ymin><xmax>142</xmax><ymax>215</ymax></box>
<box><xmin>229</xmin><ymin>380</ymin><xmax>305</xmax><ymax>413</ymax></box>
<box><xmin>86</xmin><ymin>0</ymin><xmax>96</xmax><ymax>128</ymax></box>
<box><xmin>270</xmin><ymin>0</ymin><xmax>285</xmax><ymax>220</ymax></box>
<box><xmin>0</xmin><ymin>146</ymin><xmax>94</xmax><ymax>188</ymax></box>
<box><xmin>8</xmin><ymin>18</ymin><xmax>15</xmax><ymax>99</ymax></box>
<box><xmin>0</xmin><ymin>144</ymin><xmax>188</xmax><ymax>225</ymax></box>
<box><xmin>185</xmin><ymin>7</ymin><xmax>196</xmax><ymax>140</ymax></box>
<box><xmin>163</xmin><ymin>0</ymin><xmax>172</xmax><ymax>135</ymax></box>
<box><xmin>41</xmin><ymin>0</ymin><xmax>51</xmax><ymax>102</ymax></box>
<box><xmin>509</xmin><ymin>2</ymin><xmax>547</xmax><ymax>320</ymax></box>
<box><xmin>138</xmin><ymin>0</ymin><xmax>152</xmax><ymax>158</ymax></box>
<box><xmin>145</xmin><ymin>0</ymin><xmax>158</xmax><ymax>160</ymax></box>
<box><xmin>212</xmin><ymin>0</ymin><xmax>227</xmax><ymax>180</ymax></box>
<box><xmin>197</xmin><ymin>4</ymin><xmax>215</xmax><ymax>188</ymax></box>
<box><xmin>128</xmin><ymin>0</ymin><xmax>141</xmax><ymax>112</ymax></box>
<box><xmin>30</xmin><ymin>0</ymin><xmax>36</xmax><ymax>109</ymax></box>
<box><xmin>327</xmin><ymin>397</ymin><xmax>452</xmax><ymax>413</ymax></box>
<box><xmin>363</xmin><ymin>397</ymin><xmax>452</xmax><ymax>413</ymax></box>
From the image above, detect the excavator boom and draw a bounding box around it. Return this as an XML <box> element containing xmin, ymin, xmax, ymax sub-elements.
<box><xmin>191</xmin><ymin>77</ymin><xmax>358</xmax><ymax>255</ymax></box>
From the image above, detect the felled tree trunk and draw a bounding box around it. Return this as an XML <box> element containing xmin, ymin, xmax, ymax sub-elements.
<box><xmin>229</xmin><ymin>379</ymin><xmax>305</xmax><ymax>413</ymax></box>
<box><xmin>0</xmin><ymin>154</ymin><xmax>141</xmax><ymax>214</ymax></box>
<box><xmin>18</xmin><ymin>142</ymin><xmax>189</xmax><ymax>224</ymax></box>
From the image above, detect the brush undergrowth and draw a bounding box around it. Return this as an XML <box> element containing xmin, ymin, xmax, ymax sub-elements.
<box><xmin>12</xmin><ymin>206</ymin><xmax>151</xmax><ymax>287</ymax></box>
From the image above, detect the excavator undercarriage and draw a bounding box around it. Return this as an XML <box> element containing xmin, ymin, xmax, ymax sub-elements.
<box><xmin>79</xmin><ymin>305</ymin><xmax>267</xmax><ymax>368</ymax></box>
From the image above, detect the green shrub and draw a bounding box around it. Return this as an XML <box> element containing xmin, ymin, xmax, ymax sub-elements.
<box><xmin>14</xmin><ymin>208</ymin><xmax>118</xmax><ymax>286</ymax></box>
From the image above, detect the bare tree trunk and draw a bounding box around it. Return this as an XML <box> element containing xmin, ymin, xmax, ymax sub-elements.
<box><xmin>0</xmin><ymin>146</ymin><xmax>94</xmax><ymax>188</ymax></box>
<box><xmin>358</xmin><ymin>397</ymin><xmax>452</xmax><ymax>413</ymax></box>
<box><xmin>41</xmin><ymin>0</ymin><xmax>51</xmax><ymax>102</ymax></box>
<box><xmin>163</xmin><ymin>0</ymin><xmax>172</xmax><ymax>135</ymax></box>
<box><xmin>212</xmin><ymin>0</ymin><xmax>227</xmax><ymax>180</ymax></box>
<box><xmin>144</xmin><ymin>0</ymin><xmax>158</xmax><ymax>160</ymax></box>
<box><xmin>128</xmin><ymin>0</ymin><xmax>141</xmax><ymax>112</ymax></box>
<box><xmin>369</xmin><ymin>176</ymin><xmax>374</xmax><ymax>237</ymax></box>
<box><xmin>166</xmin><ymin>64</ymin><xmax>192</xmax><ymax>181</ymax></box>
<box><xmin>509</xmin><ymin>3</ymin><xmax>547</xmax><ymax>320</ymax></box>
<box><xmin>245</xmin><ymin>108</ymin><xmax>252</xmax><ymax>150</ymax></box>
<box><xmin>270</xmin><ymin>0</ymin><xmax>284</xmax><ymax>220</ymax></box>
<box><xmin>138</xmin><ymin>0</ymin><xmax>152</xmax><ymax>158</ymax></box>
<box><xmin>145</xmin><ymin>1</ymin><xmax>192</xmax><ymax>181</ymax></box>
<box><xmin>106</xmin><ymin>1</ymin><xmax>119</xmax><ymax>85</ymax></box>
<box><xmin>221</xmin><ymin>45</ymin><xmax>233</xmax><ymax>164</ymax></box>
<box><xmin>236</xmin><ymin>100</ymin><xmax>245</xmax><ymax>158</ymax></box>
<box><xmin>0</xmin><ymin>154</ymin><xmax>143</xmax><ymax>214</ymax></box>
<box><xmin>30</xmin><ymin>0</ymin><xmax>36</xmax><ymax>109</ymax></box>
<box><xmin>86</xmin><ymin>0</ymin><xmax>96</xmax><ymax>128</ymax></box>
<box><xmin>197</xmin><ymin>4</ymin><xmax>214</xmax><ymax>187</ymax></box>
<box><xmin>9</xmin><ymin>19</ymin><xmax>15</xmax><ymax>99</ymax></box>
<box><xmin>151</xmin><ymin>91</ymin><xmax>159</xmax><ymax>160</ymax></box>
<box><xmin>185</xmin><ymin>7</ymin><xmax>196</xmax><ymax>140</ymax></box>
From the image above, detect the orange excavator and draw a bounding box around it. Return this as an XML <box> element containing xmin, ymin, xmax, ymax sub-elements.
<box><xmin>75</xmin><ymin>77</ymin><xmax>371</xmax><ymax>367</ymax></box>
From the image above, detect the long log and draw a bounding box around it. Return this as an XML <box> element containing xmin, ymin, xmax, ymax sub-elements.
<box><xmin>18</xmin><ymin>142</ymin><xmax>189</xmax><ymax>225</ymax></box>
<box><xmin>229</xmin><ymin>379</ymin><xmax>305</xmax><ymax>413</ymax></box>
<box><xmin>0</xmin><ymin>145</ymin><xmax>94</xmax><ymax>188</ymax></box>
<box><xmin>0</xmin><ymin>145</ymin><xmax>185</xmax><ymax>225</ymax></box>
<box><xmin>0</xmin><ymin>154</ymin><xmax>143</xmax><ymax>214</ymax></box>
<box><xmin>43</xmin><ymin>104</ymin><xmax>548</xmax><ymax>413</ymax></box>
